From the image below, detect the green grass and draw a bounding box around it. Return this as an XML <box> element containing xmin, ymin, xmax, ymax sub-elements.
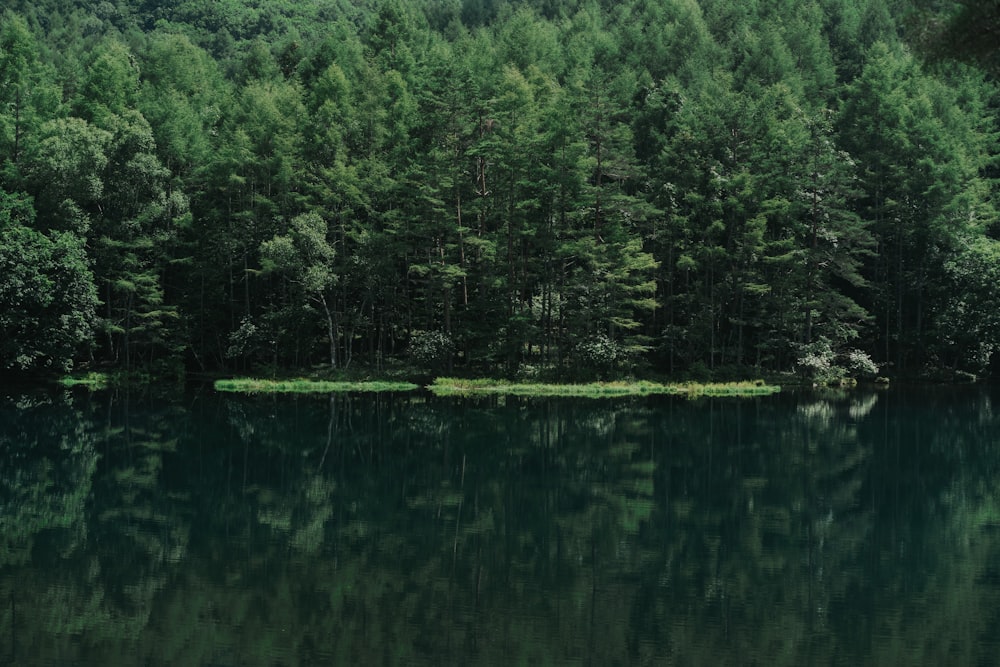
<box><xmin>214</xmin><ymin>378</ymin><xmax>420</xmax><ymax>394</ymax></box>
<box><xmin>58</xmin><ymin>372</ymin><xmax>111</xmax><ymax>389</ymax></box>
<box><xmin>73</xmin><ymin>374</ymin><xmax>779</xmax><ymax>397</ymax></box>
<box><xmin>680</xmin><ymin>380</ymin><xmax>782</xmax><ymax>397</ymax></box>
<box><xmin>427</xmin><ymin>377</ymin><xmax>780</xmax><ymax>398</ymax></box>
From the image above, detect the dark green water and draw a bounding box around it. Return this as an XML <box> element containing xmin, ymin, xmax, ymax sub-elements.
<box><xmin>2</xmin><ymin>385</ymin><xmax>1000</xmax><ymax>666</ymax></box>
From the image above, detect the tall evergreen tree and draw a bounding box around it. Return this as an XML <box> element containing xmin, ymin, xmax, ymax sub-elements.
<box><xmin>839</xmin><ymin>42</ymin><xmax>995</xmax><ymax>372</ymax></box>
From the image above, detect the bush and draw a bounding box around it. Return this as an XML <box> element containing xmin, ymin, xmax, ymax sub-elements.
<box><xmin>796</xmin><ymin>338</ymin><xmax>841</xmax><ymax>384</ymax></box>
<box><xmin>845</xmin><ymin>348</ymin><xmax>879</xmax><ymax>377</ymax></box>
<box><xmin>409</xmin><ymin>330</ymin><xmax>454</xmax><ymax>370</ymax></box>
<box><xmin>796</xmin><ymin>338</ymin><xmax>878</xmax><ymax>385</ymax></box>
<box><xmin>572</xmin><ymin>334</ymin><xmax>631</xmax><ymax>378</ymax></box>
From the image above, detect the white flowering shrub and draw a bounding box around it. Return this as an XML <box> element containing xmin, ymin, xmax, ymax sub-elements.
<box><xmin>409</xmin><ymin>330</ymin><xmax>455</xmax><ymax>369</ymax></box>
<box><xmin>796</xmin><ymin>338</ymin><xmax>840</xmax><ymax>383</ymax></box>
<box><xmin>573</xmin><ymin>334</ymin><xmax>630</xmax><ymax>377</ymax></box>
<box><xmin>796</xmin><ymin>338</ymin><xmax>879</xmax><ymax>385</ymax></box>
<box><xmin>845</xmin><ymin>349</ymin><xmax>879</xmax><ymax>377</ymax></box>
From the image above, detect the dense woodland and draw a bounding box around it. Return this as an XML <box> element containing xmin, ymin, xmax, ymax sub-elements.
<box><xmin>0</xmin><ymin>0</ymin><xmax>997</xmax><ymax>381</ymax></box>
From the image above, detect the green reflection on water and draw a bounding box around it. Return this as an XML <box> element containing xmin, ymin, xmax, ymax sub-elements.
<box><xmin>2</xmin><ymin>386</ymin><xmax>1000</xmax><ymax>665</ymax></box>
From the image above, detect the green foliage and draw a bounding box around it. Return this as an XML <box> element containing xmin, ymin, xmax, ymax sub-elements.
<box><xmin>0</xmin><ymin>193</ymin><xmax>97</xmax><ymax>372</ymax></box>
<box><xmin>938</xmin><ymin>236</ymin><xmax>1000</xmax><ymax>374</ymax></box>
<box><xmin>0</xmin><ymin>0</ymin><xmax>996</xmax><ymax>381</ymax></box>
<box><xmin>796</xmin><ymin>336</ymin><xmax>879</xmax><ymax>385</ymax></box>
<box><xmin>912</xmin><ymin>0</ymin><xmax>1000</xmax><ymax>74</ymax></box>
<box><xmin>408</xmin><ymin>330</ymin><xmax>455</xmax><ymax>370</ymax></box>
<box><xmin>75</xmin><ymin>40</ymin><xmax>140</xmax><ymax>124</ymax></box>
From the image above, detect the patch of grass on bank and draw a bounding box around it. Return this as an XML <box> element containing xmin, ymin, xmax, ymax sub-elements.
<box><xmin>58</xmin><ymin>372</ymin><xmax>111</xmax><ymax>389</ymax></box>
<box><xmin>428</xmin><ymin>378</ymin><xmax>680</xmax><ymax>397</ymax></box>
<box><xmin>680</xmin><ymin>380</ymin><xmax>781</xmax><ymax>397</ymax></box>
<box><xmin>59</xmin><ymin>368</ymin><xmax>185</xmax><ymax>389</ymax></box>
<box><xmin>428</xmin><ymin>378</ymin><xmax>779</xmax><ymax>398</ymax></box>
<box><xmin>214</xmin><ymin>378</ymin><xmax>420</xmax><ymax>394</ymax></box>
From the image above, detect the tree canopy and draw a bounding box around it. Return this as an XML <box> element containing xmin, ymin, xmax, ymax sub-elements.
<box><xmin>0</xmin><ymin>0</ymin><xmax>997</xmax><ymax>380</ymax></box>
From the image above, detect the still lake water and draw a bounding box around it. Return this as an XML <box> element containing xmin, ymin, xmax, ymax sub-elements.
<box><xmin>2</xmin><ymin>384</ymin><xmax>1000</xmax><ymax>666</ymax></box>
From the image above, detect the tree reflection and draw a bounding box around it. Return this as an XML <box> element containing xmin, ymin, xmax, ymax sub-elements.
<box><xmin>3</xmin><ymin>388</ymin><xmax>1000</xmax><ymax>664</ymax></box>
<box><xmin>624</xmin><ymin>391</ymin><xmax>876</xmax><ymax>664</ymax></box>
<box><xmin>0</xmin><ymin>388</ymin><xmax>188</xmax><ymax>663</ymax></box>
<box><xmin>0</xmin><ymin>392</ymin><xmax>99</xmax><ymax>562</ymax></box>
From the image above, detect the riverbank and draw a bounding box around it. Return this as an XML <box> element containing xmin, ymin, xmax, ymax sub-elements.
<box><xmin>205</xmin><ymin>376</ymin><xmax>781</xmax><ymax>397</ymax></box>
<box><xmin>213</xmin><ymin>378</ymin><xmax>421</xmax><ymax>393</ymax></box>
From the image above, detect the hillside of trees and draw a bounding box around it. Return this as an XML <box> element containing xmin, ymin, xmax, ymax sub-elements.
<box><xmin>0</xmin><ymin>0</ymin><xmax>997</xmax><ymax>382</ymax></box>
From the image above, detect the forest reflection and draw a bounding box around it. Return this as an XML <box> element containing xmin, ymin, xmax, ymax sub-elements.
<box><xmin>2</xmin><ymin>386</ymin><xmax>1000</xmax><ymax>665</ymax></box>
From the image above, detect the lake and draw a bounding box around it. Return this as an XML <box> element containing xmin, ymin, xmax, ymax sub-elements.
<box><xmin>2</xmin><ymin>384</ymin><xmax>1000</xmax><ymax>665</ymax></box>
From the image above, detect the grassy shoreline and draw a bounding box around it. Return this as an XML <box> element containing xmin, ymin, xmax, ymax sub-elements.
<box><xmin>209</xmin><ymin>376</ymin><xmax>780</xmax><ymax>397</ymax></box>
<box><xmin>214</xmin><ymin>378</ymin><xmax>420</xmax><ymax>393</ymax></box>
<box><xmin>58</xmin><ymin>372</ymin><xmax>112</xmax><ymax>389</ymax></box>
<box><xmin>427</xmin><ymin>377</ymin><xmax>780</xmax><ymax>398</ymax></box>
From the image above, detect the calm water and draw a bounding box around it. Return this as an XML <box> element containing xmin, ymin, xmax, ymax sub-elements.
<box><xmin>2</xmin><ymin>385</ymin><xmax>1000</xmax><ymax>666</ymax></box>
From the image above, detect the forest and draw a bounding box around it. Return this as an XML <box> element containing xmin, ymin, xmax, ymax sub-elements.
<box><xmin>0</xmin><ymin>0</ymin><xmax>997</xmax><ymax>382</ymax></box>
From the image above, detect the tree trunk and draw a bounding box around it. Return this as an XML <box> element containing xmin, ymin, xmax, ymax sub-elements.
<box><xmin>320</xmin><ymin>292</ymin><xmax>337</xmax><ymax>369</ymax></box>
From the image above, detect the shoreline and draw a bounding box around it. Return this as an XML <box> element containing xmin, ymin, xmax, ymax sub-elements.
<box><xmin>207</xmin><ymin>376</ymin><xmax>782</xmax><ymax>397</ymax></box>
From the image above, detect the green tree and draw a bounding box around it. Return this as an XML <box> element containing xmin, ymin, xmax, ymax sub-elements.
<box><xmin>92</xmin><ymin>109</ymin><xmax>187</xmax><ymax>373</ymax></box>
<box><xmin>839</xmin><ymin>42</ymin><xmax>995</xmax><ymax>372</ymax></box>
<box><xmin>260</xmin><ymin>212</ymin><xmax>338</xmax><ymax>368</ymax></box>
<box><xmin>913</xmin><ymin>0</ymin><xmax>1000</xmax><ymax>73</ymax></box>
<box><xmin>0</xmin><ymin>192</ymin><xmax>98</xmax><ymax>372</ymax></box>
<box><xmin>643</xmin><ymin>70</ymin><xmax>769</xmax><ymax>371</ymax></box>
<box><xmin>0</xmin><ymin>12</ymin><xmax>62</xmax><ymax>184</ymax></box>
<box><xmin>24</xmin><ymin>116</ymin><xmax>110</xmax><ymax>233</ymax></box>
<box><xmin>559</xmin><ymin>19</ymin><xmax>660</xmax><ymax>372</ymax></box>
<box><xmin>138</xmin><ymin>31</ymin><xmax>227</xmax><ymax>178</ymax></box>
<box><xmin>74</xmin><ymin>40</ymin><xmax>141</xmax><ymax>126</ymax></box>
<box><xmin>938</xmin><ymin>236</ymin><xmax>1000</xmax><ymax>375</ymax></box>
<box><xmin>785</xmin><ymin>109</ymin><xmax>873</xmax><ymax>360</ymax></box>
<box><xmin>199</xmin><ymin>75</ymin><xmax>306</xmax><ymax>368</ymax></box>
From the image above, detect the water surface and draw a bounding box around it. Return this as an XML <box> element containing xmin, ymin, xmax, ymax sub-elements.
<box><xmin>2</xmin><ymin>385</ymin><xmax>999</xmax><ymax>665</ymax></box>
